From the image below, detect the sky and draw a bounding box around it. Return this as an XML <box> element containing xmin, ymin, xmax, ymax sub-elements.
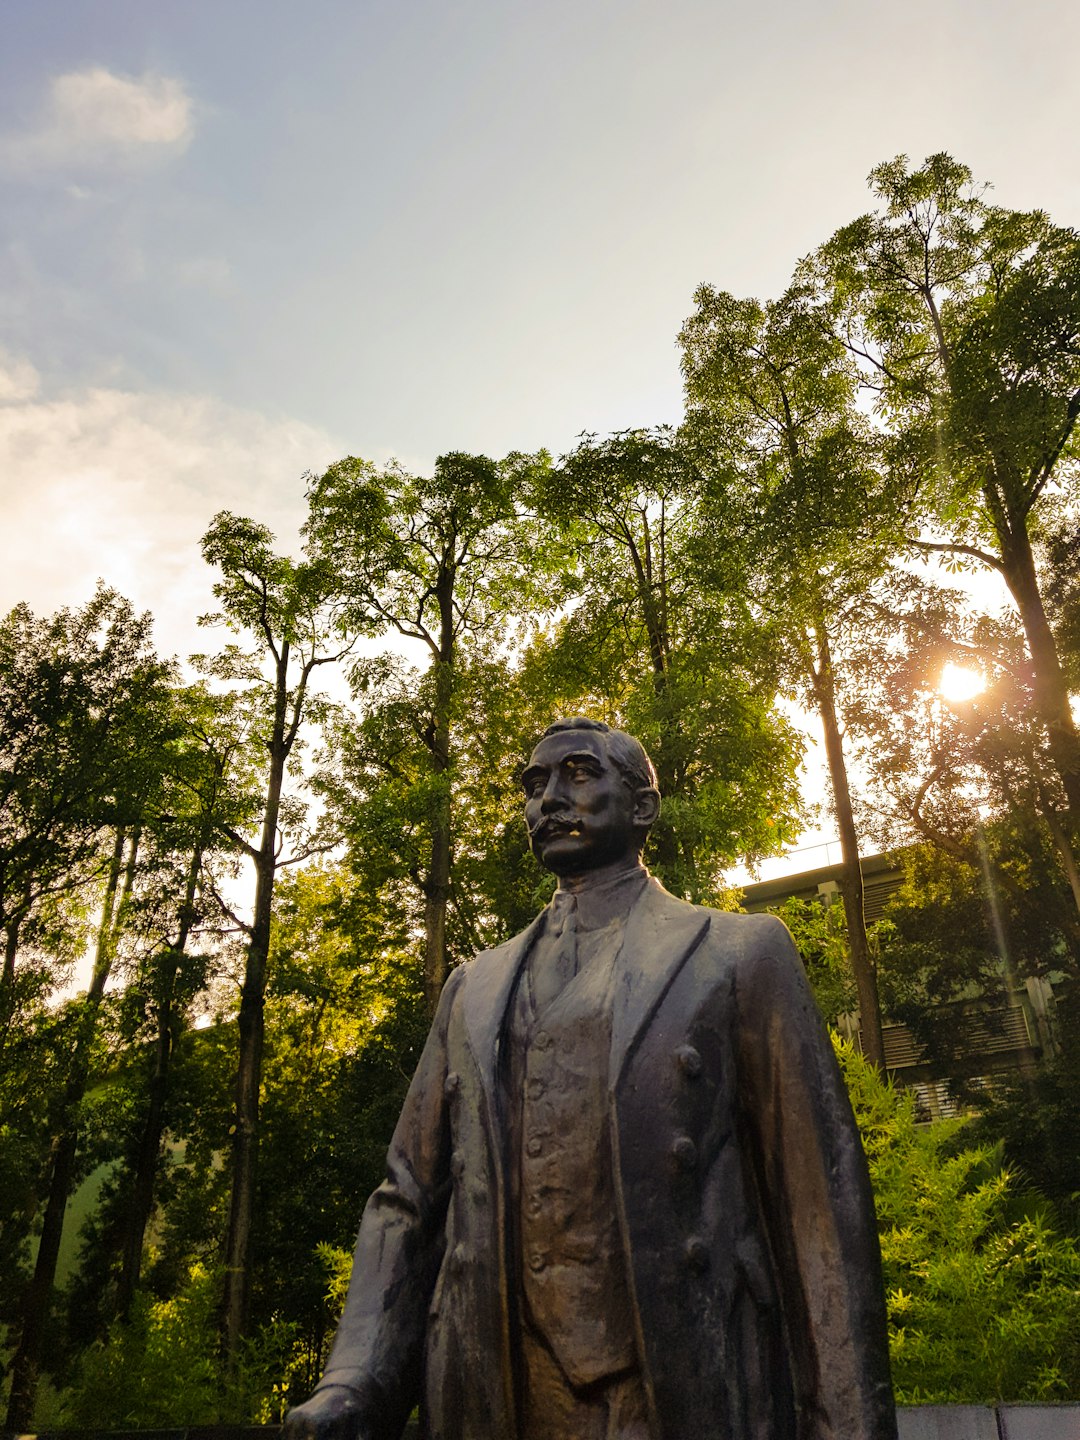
<box><xmin>1</xmin><ymin>0</ymin><xmax>1077</xmax><ymax>869</ymax></box>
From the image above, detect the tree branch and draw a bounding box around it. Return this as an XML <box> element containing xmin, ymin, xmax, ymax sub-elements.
<box><xmin>909</xmin><ymin>538</ymin><xmax>1005</xmax><ymax>573</ymax></box>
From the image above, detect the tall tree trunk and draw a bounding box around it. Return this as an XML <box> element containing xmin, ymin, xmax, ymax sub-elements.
<box><xmin>1042</xmin><ymin>801</ymin><xmax>1080</xmax><ymax>928</ymax></box>
<box><xmin>999</xmin><ymin>519</ymin><xmax>1080</xmax><ymax>822</ymax></box>
<box><xmin>422</xmin><ymin>578</ymin><xmax>454</xmax><ymax>1017</ymax></box>
<box><xmin>0</xmin><ymin>880</ymin><xmax>34</xmax><ymax>1051</ymax></box>
<box><xmin>0</xmin><ymin>916</ymin><xmax>20</xmax><ymax>1050</ymax></box>
<box><xmin>641</xmin><ymin>551</ymin><xmax>685</xmax><ymax>891</ymax></box>
<box><xmin>5</xmin><ymin>827</ymin><xmax>136</xmax><ymax>1431</ymax></box>
<box><xmin>808</xmin><ymin>627</ymin><xmax>887</xmax><ymax>1070</ymax></box>
<box><xmin>222</xmin><ymin>645</ymin><xmax>290</xmax><ymax>1364</ymax></box>
<box><xmin>117</xmin><ymin>836</ymin><xmax>204</xmax><ymax>1319</ymax></box>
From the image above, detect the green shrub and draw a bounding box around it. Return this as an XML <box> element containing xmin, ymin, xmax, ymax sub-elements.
<box><xmin>838</xmin><ymin>1038</ymin><xmax>1080</xmax><ymax>1402</ymax></box>
<box><xmin>59</xmin><ymin>1264</ymin><xmax>302</xmax><ymax>1427</ymax></box>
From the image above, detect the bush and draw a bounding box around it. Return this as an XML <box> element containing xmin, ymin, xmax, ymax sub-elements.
<box><xmin>838</xmin><ymin>1038</ymin><xmax>1080</xmax><ymax>1402</ymax></box>
<box><xmin>59</xmin><ymin>1264</ymin><xmax>303</xmax><ymax>1427</ymax></box>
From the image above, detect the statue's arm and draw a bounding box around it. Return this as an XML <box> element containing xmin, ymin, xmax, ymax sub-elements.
<box><xmin>734</xmin><ymin>915</ymin><xmax>897</xmax><ymax>1440</ymax></box>
<box><xmin>284</xmin><ymin>965</ymin><xmax>465</xmax><ymax>1440</ymax></box>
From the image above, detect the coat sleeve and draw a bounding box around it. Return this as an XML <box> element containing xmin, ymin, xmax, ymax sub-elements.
<box><xmin>313</xmin><ymin>964</ymin><xmax>466</xmax><ymax>1440</ymax></box>
<box><xmin>734</xmin><ymin>914</ymin><xmax>897</xmax><ymax>1440</ymax></box>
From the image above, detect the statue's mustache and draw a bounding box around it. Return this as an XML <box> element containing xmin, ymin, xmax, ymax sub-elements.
<box><xmin>528</xmin><ymin>815</ymin><xmax>580</xmax><ymax>840</ymax></box>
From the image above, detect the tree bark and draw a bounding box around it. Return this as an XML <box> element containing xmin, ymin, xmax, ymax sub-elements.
<box><xmin>117</xmin><ymin>835</ymin><xmax>204</xmax><ymax>1319</ymax></box>
<box><xmin>222</xmin><ymin>643</ymin><xmax>290</xmax><ymax>1364</ymax></box>
<box><xmin>1043</xmin><ymin>803</ymin><xmax>1080</xmax><ymax>928</ymax></box>
<box><xmin>422</xmin><ymin>574</ymin><xmax>455</xmax><ymax>1017</ymax></box>
<box><xmin>5</xmin><ymin>827</ymin><xmax>136</xmax><ymax>1431</ymax></box>
<box><xmin>808</xmin><ymin>626</ymin><xmax>887</xmax><ymax>1070</ymax></box>
<box><xmin>998</xmin><ymin>519</ymin><xmax>1080</xmax><ymax>822</ymax></box>
<box><xmin>0</xmin><ymin>916</ymin><xmax>20</xmax><ymax>1050</ymax></box>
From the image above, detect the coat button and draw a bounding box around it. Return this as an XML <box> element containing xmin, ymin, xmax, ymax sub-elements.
<box><xmin>444</xmin><ymin>1071</ymin><xmax>461</xmax><ymax>1098</ymax></box>
<box><xmin>450</xmin><ymin>1151</ymin><xmax>466</xmax><ymax>1179</ymax></box>
<box><xmin>526</xmin><ymin>1077</ymin><xmax>546</xmax><ymax>1099</ymax></box>
<box><xmin>528</xmin><ymin>1251</ymin><xmax>547</xmax><ymax>1273</ymax></box>
<box><xmin>685</xmin><ymin>1236</ymin><xmax>710</xmax><ymax>1272</ymax></box>
<box><xmin>526</xmin><ymin>1136</ymin><xmax>543</xmax><ymax>1157</ymax></box>
<box><xmin>676</xmin><ymin>1045</ymin><xmax>702</xmax><ymax>1077</ymax></box>
<box><xmin>533</xmin><ymin>1030</ymin><xmax>553</xmax><ymax>1051</ymax></box>
<box><xmin>672</xmin><ymin>1135</ymin><xmax>698</xmax><ymax>1170</ymax></box>
<box><xmin>526</xmin><ymin>1193</ymin><xmax>542</xmax><ymax>1218</ymax></box>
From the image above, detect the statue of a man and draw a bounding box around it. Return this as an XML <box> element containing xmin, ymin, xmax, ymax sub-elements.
<box><xmin>285</xmin><ymin>718</ymin><xmax>896</xmax><ymax>1440</ymax></box>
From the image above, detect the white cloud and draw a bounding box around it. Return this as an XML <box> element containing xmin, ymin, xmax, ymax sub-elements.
<box><xmin>0</xmin><ymin>352</ymin><xmax>41</xmax><ymax>403</ymax></box>
<box><xmin>0</xmin><ymin>370</ymin><xmax>345</xmax><ymax>662</ymax></box>
<box><xmin>0</xmin><ymin>68</ymin><xmax>194</xmax><ymax>173</ymax></box>
<box><xmin>176</xmin><ymin>255</ymin><xmax>232</xmax><ymax>289</ymax></box>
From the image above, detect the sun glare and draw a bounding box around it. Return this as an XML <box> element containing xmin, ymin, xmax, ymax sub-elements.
<box><xmin>939</xmin><ymin>663</ymin><xmax>985</xmax><ymax>703</ymax></box>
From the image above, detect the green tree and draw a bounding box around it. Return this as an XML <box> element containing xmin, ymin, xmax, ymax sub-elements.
<box><xmin>6</xmin><ymin>827</ymin><xmax>141</xmax><ymax>1429</ymax></box>
<box><xmin>252</xmin><ymin>860</ymin><xmax>427</xmax><ymax>1397</ymax></box>
<box><xmin>680</xmin><ymin>284</ymin><xmax>904</xmax><ymax>1064</ymax></box>
<box><xmin>0</xmin><ymin>587</ymin><xmax>173</xmax><ymax>1045</ymax></box>
<box><xmin>2</xmin><ymin>595</ymin><xmax>177</xmax><ymax>1432</ymax></box>
<box><xmin>111</xmin><ymin>684</ymin><xmax>266</xmax><ymax>1321</ymax></box>
<box><xmin>530</xmin><ymin>428</ymin><xmax>805</xmax><ymax>899</ymax></box>
<box><xmin>60</xmin><ymin>854</ymin><xmax>429</xmax><ymax>1426</ymax></box>
<box><xmin>305</xmin><ymin>451</ymin><xmax>558</xmax><ymax>1012</ymax></box>
<box><xmin>817</xmin><ymin>153</ymin><xmax>1080</xmax><ymax>835</ymax></box>
<box><xmin>198</xmin><ymin>511</ymin><xmax>356</xmax><ymax>1364</ymax></box>
<box><xmin>839</xmin><ymin>567</ymin><xmax>1080</xmax><ymax>950</ymax></box>
<box><xmin>963</xmin><ymin>1032</ymin><xmax>1080</xmax><ymax>1238</ymax></box>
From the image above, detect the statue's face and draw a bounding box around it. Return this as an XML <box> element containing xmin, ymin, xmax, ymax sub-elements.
<box><xmin>522</xmin><ymin>730</ymin><xmax>641</xmax><ymax>876</ymax></box>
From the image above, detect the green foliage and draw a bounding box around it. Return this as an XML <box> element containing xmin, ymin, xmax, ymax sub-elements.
<box><xmin>61</xmin><ymin>1264</ymin><xmax>222</xmax><ymax>1426</ymax></box>
<box><xmin>767</xmin><ymin>896</ymin><xmax>855</xmax><ymax>1025</ymax></box>
<box><xmin>305</xmin><ymin>451</ymin><xmax>562</xmax><ymax>648</ymax></box>
<box><xmin>874</xmin><ymin>836</ymin><xmax>1080</xmax><ymax>1088</ymax></box>
<box><xmin>817</xmin><ymin>153</ymin><xmax>1080</xmax><ymax>551</ymax></box>
<box><xmin>60</xmin><ymin>1263</ymin><xmax>301</xmax><ymax>1427</ymax></box>
<box><xmin>680</xmin><ymin>284</ymin><xmax>903</xmax><ymax>631</ymax></box>
<box><xmin>840</xmin><ymin>570</ymin><xmax>1068</xmax><ymax>856</ymax></box>
<box><xmin>9</xmin><ymin>151</ymin><xmax>1080</xmax><ymax>1425</ymax></box>
<box><xmin>251</xmin><ymin>860</ymin><xmax>427</xmax><ymax>1367</ymax></box>
<box><xmin>0</xmin><ymin>585</ymin><xmax>177</xmax><ymax>1015</ymax></box>
<box><xmin>527</xmin><ymin>427</ymin><xmax>806</xmax><ymax>899</ymax></box>
<box><xmin>814</xmin><ymin>152</ymin><xmax>1080</xmax><ymax>825</ymax></box>
<box><xmin>838</xmin><ymin>1039</ymin><xmax>1080</xmax><ymax>1402</ymax></box>
<box><xmin>962</xmin><ymin>1032</ymin><xmax>1080</xmax><ymax>1236</ymax></box>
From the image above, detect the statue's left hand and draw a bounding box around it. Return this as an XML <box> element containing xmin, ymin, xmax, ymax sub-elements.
<box><xmin>282</xmin><ymin>1384</ymin><xmax>371</xmax><ymax>1440</ymax></box>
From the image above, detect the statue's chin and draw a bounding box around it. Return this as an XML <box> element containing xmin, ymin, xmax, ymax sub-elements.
<box><xmin>534</xmin><ymin>840</ymin><xmax>590</xmax><ymax>874</ymax></box>
<box><xmin>534</xmin><ymin>836</ymin><xmax>640</xmax><ymax>879</ymax></box>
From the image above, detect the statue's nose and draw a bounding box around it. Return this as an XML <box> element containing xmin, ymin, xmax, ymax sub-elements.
<box><xmin>540</xmin><ymin>778</ymin><xmax>567</xmax><ymax>812</ymax></box>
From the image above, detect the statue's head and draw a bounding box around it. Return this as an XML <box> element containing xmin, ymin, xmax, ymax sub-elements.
<box><xmin>521</xmin><ymin>718</ymin><xmax>661</xmax><ymax>877</ymax></box>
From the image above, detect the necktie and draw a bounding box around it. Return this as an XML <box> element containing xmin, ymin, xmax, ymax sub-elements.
<box><xmin>531</xmin><ymin>891</ymin><xmax>578</xmax><ymax>1012</ymax></box>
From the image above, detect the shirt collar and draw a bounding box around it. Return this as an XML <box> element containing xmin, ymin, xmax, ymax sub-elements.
<box><xmin>551</xmin><ymin>860</ymin><xmax>649</xmax><ymax>932</ymax></box>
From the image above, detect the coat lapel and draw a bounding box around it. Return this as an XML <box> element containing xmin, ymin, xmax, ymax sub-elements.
<box><xmin>461</xmin><ymin>879</ymin><xmax>709</xmax><ymax>1100</ymax></box>
<box><xmin>461</xmin><ymin>913</ymin><xmax>544</xmax><ymax>1104</ymax></box>
<box><xmin>609</xmin><ymin>878</ymin><xmax>710</xmax><ymax>1089</ymax></box>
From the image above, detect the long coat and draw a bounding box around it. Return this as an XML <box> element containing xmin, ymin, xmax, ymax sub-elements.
<box><xmin>317</xmin><ymin>878</ymin><xmax>897</xmax><ymax>1440</ymax></box>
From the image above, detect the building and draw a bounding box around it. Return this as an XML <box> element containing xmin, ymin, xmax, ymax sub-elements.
<box><xmin>740</xmin><ymin>853</ymin><xmax>1057</xmax><ymax>1119</ymax></box>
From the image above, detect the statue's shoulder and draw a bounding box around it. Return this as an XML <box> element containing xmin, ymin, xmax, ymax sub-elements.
<box><xmin>692</xmin><ymin>907</ymin><xmax>806</xmax><ymax>998</ymax></box>
<box><xmin>643</xmin><ymin>880</ymin><xmax>797</xmax><ymax>959</ymax></box>
<box><xmin>454</xmin><ymin>913</ymin><xmax>543</xmax><ymax>986</ymax></box>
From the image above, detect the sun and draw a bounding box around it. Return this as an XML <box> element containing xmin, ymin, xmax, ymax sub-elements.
<box><xmin>939</xmin><ymin>662</ymin><xmax>985</xmax><ymax>703</ymax></box>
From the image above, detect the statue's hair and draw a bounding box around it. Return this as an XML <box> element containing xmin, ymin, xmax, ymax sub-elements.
<box><xmin>539</xmin><ymin>717</ymin><xmax>659</xmax><ymax>798</ymax></box>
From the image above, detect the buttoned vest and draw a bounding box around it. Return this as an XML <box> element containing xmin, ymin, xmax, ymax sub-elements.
<box><xmin>508</xmin><ymin>922</ymin><xmax>637</xmax><ymax>1388</ymax></box>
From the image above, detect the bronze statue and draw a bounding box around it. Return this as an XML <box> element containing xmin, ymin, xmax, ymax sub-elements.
<box><xmin>284</xmin><ymin>718</ymin><xmax>897</xmax><ymax>1440</ymax></box>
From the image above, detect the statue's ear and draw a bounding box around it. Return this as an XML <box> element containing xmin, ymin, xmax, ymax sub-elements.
<box><xmin>633</xmin><ymin>787</ymin><xmax>661</xmax><ymax>830</ymax></box>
